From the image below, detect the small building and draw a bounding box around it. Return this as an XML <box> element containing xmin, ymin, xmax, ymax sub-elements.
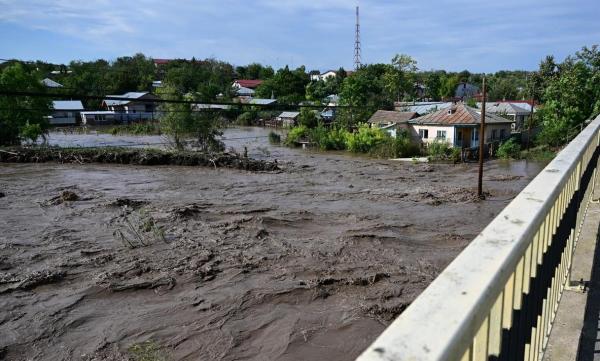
<box><xmin>277</xmin><ymin>111</ymin><xmax>300</xmax><ymax>128</ymax></box>
<box><xmin>408</xmin><ymin>103</ymin><xmax>513</xmax><ymax>149</ymax></box>
<box><xmin>42</xmin><ymin>78</ymin><xmax>64</xmax><ymax>88</ymax></box>
<box><xmin>455</xmin><ymin>82</ymin><xmax>480</xmax><ymax>99</ymax></box>
<box><xmin>236</xmin><ymin>86</ymin><xmax>255</xmax><ymax>97</ymax></box>
<box><xmin>479</xmin><ymin>102</ymin><xmax>533</xmax><ymax>131</ymax></box>
<box><xmin>233</xmin><ymin>79</ymin><xmax>263</xmax><ymax>89</ymax></box>
<box><xmin>367</xmin><ymin>110</ymin><xmax>419</xmax><ymax>138</ymax></box>
<box><xmin>80</xmin><ymin>111</ymin><xmax>116</xmax><ymax>125</ymax></box>
<box><xmin>102</xmin><ymin>92</ymin><xmax>159</xmax><ymax>122</ymax></box>
<box><xmin>48</xmin><ymin>100</ymin><xmax>84</xmax><ymax>125</ymax></box>
<box><xmin>310</xmin><ymin>70</ymin><xmax>337</xmax><ymax>82</ymax></box>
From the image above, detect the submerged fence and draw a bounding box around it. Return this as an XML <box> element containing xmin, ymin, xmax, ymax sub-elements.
<box><xmin>358</xmin><ymin>115</ymin><xmax>600</xmax><ymax>361</ymax></box>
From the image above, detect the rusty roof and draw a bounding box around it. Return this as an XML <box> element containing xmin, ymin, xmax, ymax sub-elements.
<box><xmin>408</xmin><ymin>104</ymin><xmax>513</xmax><ymax>126</ymax></box>
<box><xmin>367</xmin><ymin>110</ymin><xmax>419</xmax><ymax>124</ymax></box>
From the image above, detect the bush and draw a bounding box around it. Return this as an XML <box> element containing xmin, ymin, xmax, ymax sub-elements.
<box><xmin>268</xmin><ymin>131</ymin><xmax>281</xmax><ymax>144</ymax></box>
<box><xmin>497</xmin><ymin>138</ymin><xmax>521</xmax><ymax>159</ymax></box>
<box><xmin>345</xmin><ymin>124</ymin><xmax>387</xmax><ymax>153</ymax></box>
<box><xmin>20</xmin><ymin>122</ymin><xmax>44</xmax><ymax>144</ymax></box>
<box><xmin>284</xmin><ymin>125</ymin><xmax>309</xmax><ymax>146</ymax></box>
<box><xmin>236</xmin><ymin>111</ymin><xmax>258</xmax><ymax>126</ymax></box>
<box><xmin>427</xmin><ymin>140</ymin><xmax>451</xmax><ymax>159</ymax></box>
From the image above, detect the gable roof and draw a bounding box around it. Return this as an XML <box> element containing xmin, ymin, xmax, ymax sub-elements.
<box><xmin>278</xmin><ymin>111</ymin><xmax>300</xmax><ymax>118</ymax></box>
<box><xmin>409</xmin><ymin>104</ymin><xmax>513</xmax><ymax>126</ymax></box>
<box><xmin>249</xmin><ymin>98</ymin><xmax>277</xmax><ymax>105</ymax></box>
<box><xmin>104</xmin><ymin>92</ymin><xmax>153</xmax><ymax>106</ymax></box>
<box><xmin>234</xmin><ymin>79</ymin><xmax>263</xmax><ymax>89</ymax></box>
<box><xmin>397</xmin><ymin>101</ymin><xmax>453</xmax><ymax>115</ymax></box>
<box><xmin>367</xmin><ymin>110</ymin><xmax>419</xmax><ymax>124</ymax></box>
<box><xmin>42</xmin><ymin>78</ymin><xmax>63</xmax><ymax>88</ymax></box>
<box><xmin>52</xmin><ymin>100</ymin><xmax>84</xmax><ymax>110</ymax></box>
<box><xmin>480</xmin><ymin>102</ymin><xmax>532</xmax><ymax>115</ymax></box>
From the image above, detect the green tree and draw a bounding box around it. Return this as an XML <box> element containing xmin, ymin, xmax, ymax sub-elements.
<box><xmin>0</xmin><ymin>63</ymin><xmax>51</xmax><ymax>145</ymax></box>
<box><xmin>255</xmin><ymin>65</ymin><xmax>310</xmax><ymax>103</ymax></box>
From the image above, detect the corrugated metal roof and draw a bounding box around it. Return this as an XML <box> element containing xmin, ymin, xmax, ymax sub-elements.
<box><xmin>409</xmin><ymin>104</ymin><xmax>513</xmax><ymax>125</ymax></box>
<box><xmin>42</xmin><ymin>78</ymin><xmax>63</xmax><ymax>88</ymax></box>
<box><xmin>479</xmin><ymin>102</ymin><xmax>531</xmax><ymax>115</ymax></box>
<box><xmin>250</xmin><ymin>98</ymin><xmax>277</xmax><ymax>105</ymax></box>
<box><xmin>104</xmin><ymin>92</ymin><xmax>150</xmax><ymax>106</ymax></box>
<box><xmin>279</xmin><ymin>111</ymin><xmax>300</xmax><ymax>118</ymax></box>
<box><xmin>398</xmin><ymin>102</ymin><xmax>453</xmax><ymax>115</ymax></box>
<box><xmin>236</xmin><ymin>86</ymin><xmax>255</xmax><ymax>96</ymax></box>
<box><xmin>367</xmin><ymin>110</ymin><xmax>419</xmax><ymax>124</ymax></box>
<box><xmin>52</xmin><ymin>100</ymin><xmax>84</xmax><ymax>110</ymax></box>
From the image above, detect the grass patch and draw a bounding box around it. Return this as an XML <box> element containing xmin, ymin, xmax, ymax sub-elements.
<box><xmin>129</xmin><ymin>341</ymin><xmax>166</xmax><ymax>361</ymax></box>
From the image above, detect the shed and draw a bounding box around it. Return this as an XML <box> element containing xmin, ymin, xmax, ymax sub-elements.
<box><xmin>277</xmin><ymin>111</ymin><xmax>300</xmax><ymax>128</ymax></box>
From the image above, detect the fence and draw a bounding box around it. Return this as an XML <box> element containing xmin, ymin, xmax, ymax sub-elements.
<box><xmin>357</xmin><ymin>114</ymin><xmax>600</xmax><ymax>361</ymax></box>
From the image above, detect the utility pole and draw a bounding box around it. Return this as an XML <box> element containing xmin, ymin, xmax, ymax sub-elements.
<box><xmin>478</xmin><ymin>77</ymin><xmax>487</xmax><ymax>199</ymax></box>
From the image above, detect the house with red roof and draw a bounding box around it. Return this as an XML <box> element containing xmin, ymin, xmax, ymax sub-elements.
<box><xmin>408</xmin><ymin>103</ymin><xmax>513</xmax><ymax>149</ymax></box>
<box><xmin>233</xmin><ymin>79</ymin><xmax>263</xmax><ymax>89</ymax></box>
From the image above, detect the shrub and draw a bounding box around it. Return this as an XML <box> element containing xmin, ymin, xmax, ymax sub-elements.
<box><xmin>20</xmin><ymin>122</ymin><xmax>44</xmax><ymax>144</ymax></box>
<box><xmin>236</xmin><ymin>111</ymin><xmax>258</xmax><ymax>126</ymax></box>
<box><xmin>268</xmin><ymin>131</ymin><xmax>281</xmax><ymax>144</ymax></box>
<box><xmin>298</xmin><ymin>108</ymin><xmax>319</xmax><ymax>128</ymax></box>
<box><xmin>345</xmin><ymin>124</ymin><xmax>387</xmax><ymax>153</ymax></box>
<box><xmin>496</xmin><ymin>138</ymin><xmax>521</xmax><ymax>159</ymax></box>
<box><xmin>284</xmin><ymin>125</ymin><xmax>309</xmax><ymax>146</ymax></box>
<box><xmin>427</xmin><ymin>140</ymin><xmax>451</xmax><ymax>159</ymax></box>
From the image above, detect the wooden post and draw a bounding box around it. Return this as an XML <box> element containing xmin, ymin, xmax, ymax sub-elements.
<box><xmin>478</xmin><ymin>77</ymin><xmax>487</xmax><ymax>199</ymax></box>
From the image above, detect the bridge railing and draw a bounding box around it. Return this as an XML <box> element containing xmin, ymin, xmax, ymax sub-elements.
<box><xmin>357</xmin><ymin>115</ymin><xmax>600</xmax><ymax>361</ymax></box>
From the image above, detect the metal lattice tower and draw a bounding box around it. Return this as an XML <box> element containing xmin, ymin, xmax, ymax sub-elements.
<box><xmin>354</xmin><ymin>5</ymin><xmax>362</xmax><ymax>70</ymax></box>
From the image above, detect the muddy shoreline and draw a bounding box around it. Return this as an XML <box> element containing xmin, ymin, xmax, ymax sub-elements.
<box><xmin>0</xmin><ymin>147</ymin><xmax>546</xmax><ymax>360</ymax></box>
<box><xmin>0</xmin><ymin>147</ymin><xmax>280</xmax><ymax>172</ymax></box>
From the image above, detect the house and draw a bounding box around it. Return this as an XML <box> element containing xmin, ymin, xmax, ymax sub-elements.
<box><xmin>233</xmin><ymin>79</ymin><xmax>263</xmax><ymax>90</ymax></box>
<box><xmin>395</xmin><ymin>101</ymin><xmax>453</xmax><ymax>115</ymax></box>
<box><xmin>102</xmin><ymin>92</ymin><xmax>159</xmax><ymax>122</ymax></box>
<box><xmin>80</xmin><ymin>111</ymin><xmax>116</xmax><ymax>125</ymax></box>
<box><xmin>277</xmin><ymin>111</ymin><xmax>300</xmax><ymax>127</ymax></box>
<box><xmin>42</xmin><ymin>78</ymin><xmax>64</xmax><ymax>88</ymax></box>
<box><xmin>478</xmin><ymin>102</ymin><xmax>532</xmax><ymax>131</ymax></box>
<box><xmin>47</xmin><ymin>100</ymin><xmax>84</xmax><ymax>125</ymax></box>
<box><xmin>367</xmin><ymin>110</ymin><xmax>419</xmax><ymax>138</ymax></box>
<box><xmin>310</xmin><ymin>70</ymin><xmax>338</xmax><ymax>82</ymax></box>
<box><xmin>408</xmin><ymin>103</ymin><xmax>513</xmax><ymax>149</ymax></box>
<box><xmin>455</xmin><ymin>82</ymin><xmax>480</xmax><ymax>99</ymax></box>
<box><xmin>236</xmin><ymin>86</ymin><xmax>255</xmax><ymax>97</ymax></box>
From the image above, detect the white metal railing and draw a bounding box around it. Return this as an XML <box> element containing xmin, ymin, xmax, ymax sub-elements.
<box><xmin>358</xmin><ymin>114</ymin><xmax>600</xmax><ymax>361</ymax></box>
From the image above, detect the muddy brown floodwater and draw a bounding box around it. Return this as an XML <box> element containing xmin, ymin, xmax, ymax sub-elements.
<box><xmin>0</xmin><ymin>129</ymin><xmax>546</xmax><ymax>361</ymax></box>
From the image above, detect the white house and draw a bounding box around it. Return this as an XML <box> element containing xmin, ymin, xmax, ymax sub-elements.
<box><xmin>408</xmin><ymin>104</ymin><xmax>513</xmax><ymax>149</ymax></box>
<box><xmin>102</xmin><ymin>92</ymin><xmax>159</xmax><ymax>122</ymax></box>
<box><xmin>310</xmin><ymin>70</ymin><xmax>337</xmax><ymax>82</ymax></box>
<box><xmin>47</xmin><ymin>100</ymin><xmax>84</xmax><ymax>125</ymax></box>
<box><xmin>80</xmin><ymin>111</ymin><xmax>116</xmax><ymax>125</ymax></box>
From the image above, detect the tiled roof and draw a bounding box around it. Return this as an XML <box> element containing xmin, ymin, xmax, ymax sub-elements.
<box><xmin>235</xmin><ymin>79</ymin><xmax>263</xmax><ymax>89</ymax></box>
<box><xmin>409</xmin><ymin>104</ymin><xmax>513</xmax><ymax>125</ymax></box>
<box><xmin>367</xmin><ymin>110</ymin><xmax>419</xmax><ymax>124</ymax></box>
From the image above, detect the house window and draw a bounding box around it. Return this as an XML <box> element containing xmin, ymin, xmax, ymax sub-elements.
<box><xmin>95</xmin><ymin>115</ymin><xmax>106</xmax><ymax>121</ymax></box>
<box><xmin>500</xmin><ymin>129</ymin><xmax>506</xmax><ymax>139</ymax></box>
<box><xmin>436</xmin><ymin>130</ymin><xmax>446</xmax><ymax>140</ymax></box>
<box><xmin>492</xmin><ymin>129</ymin><xmax>498</xmax><ymax>139</ymax></box>
<box><xmin>419</xmin><ymin>129</ymin><xmax>429</xmax><ymax>139</ymax></box>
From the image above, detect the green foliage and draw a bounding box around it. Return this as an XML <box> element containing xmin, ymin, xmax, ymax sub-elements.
<box><xmin>20</xmin><ymin>122</ymin><xmax>44</xmax><ymax>144</ymax></box>
<box><xmin>520</xmin><ymin>145</ymin><xmax>556</xmax><ymax>161</ymax></box>
<box><xmin>496</xmin><ymin>138</ymin><xmax>521</xmax><ymax>159</ymax></box>
<box><xmin>157</xmin><ymin>84</ymin><xmax>223</xmax><ymax>151</ymax></box>
<box><xmin>268</xmin><ymin>131</ymin><xmax>281</xmax><ymax>144</ymax></box>
<box><xmin>298</xmin><ymin>108</ymin><xmax>319</xmax><ymax>128</ymax></box>
<box><xmin>107</xmin><ymin>123</ymin><xmax>161</xmax><ymax>136</ymax></box>
<box><xmin>307</xmin><ymin>124</ymin><xmax>349</xmax><ymax>150</ymax></box>
<box><xmin>255</xmin><ymin>65</ymin><xmax>310</xmax><ymax>103</ymax></box>
<box><xmin>466</xmin><ymin>98</ymin><xmax>478</xmax><ymax>108</ymax></box>
<box><xmin>236</xmin><ymin>111</ymin><xmax>258</xmax><ymax>126</ymax></box>
<box><xmin>345</xmin><ymin>124</ymin><xmax>388</xmax><ymax>153</ymax></box>
<box><xmin>427</xmin><ymin>140</ymin><xmax>452</xmax><ymax>159</ymax></box>
<box><xmin>284</xmin><ymin>125</ymin><xmax>309</xmax><ymax>146</ymax></box>
<box><xmin>0</xmin><ymin>63</ymin><xmax>51</xmax><ymax>145</ymax></box>
<box><xmin>128</xmin><ymin>341</ymin><xmax>166</xmax><ymax>361</ymax></box>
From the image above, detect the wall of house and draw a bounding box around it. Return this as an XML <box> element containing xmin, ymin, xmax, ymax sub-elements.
<box><xmin>485</xmin><ymin>123</ymin><xmax>512</xmax><ymax>142</ymax></box>
<box><xmin>411</xmin><ymin>125</ymin><xmax>455</xmax><ymax>145</ymax></box>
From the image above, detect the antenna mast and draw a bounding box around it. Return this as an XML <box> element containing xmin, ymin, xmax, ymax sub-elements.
<box><xmin>354</xmin><ymin>5</ymin><xmax>362</xmax><ymax>70</ymax></box>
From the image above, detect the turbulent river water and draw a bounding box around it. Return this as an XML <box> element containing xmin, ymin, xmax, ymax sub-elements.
<box><xmin>0</xmin><ymin>128</ymin><xmax>547</xmax><ymax>360</ymax></box>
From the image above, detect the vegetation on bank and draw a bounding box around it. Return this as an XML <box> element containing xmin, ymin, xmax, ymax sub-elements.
<box><xmin>0</xmin><ymin>146</ymin><xmax>280</xmax><ymax>171</ymax></box>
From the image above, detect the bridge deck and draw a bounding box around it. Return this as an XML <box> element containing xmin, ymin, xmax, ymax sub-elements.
<box><xmin>544</xmin><ymin>174</ymin><xmax>600</xmax><ymax>360</ymax></box>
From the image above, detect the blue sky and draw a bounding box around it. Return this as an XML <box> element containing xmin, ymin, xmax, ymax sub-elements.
<box><xmin>0</xmin><ymin>0</ymin><xmax>599</xmax><ymax>72</ymax></box>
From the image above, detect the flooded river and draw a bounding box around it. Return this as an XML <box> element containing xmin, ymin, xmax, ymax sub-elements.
<box><xmin>0</xmin><ymin>128</ymin><xmax>547</xmax><ymax>360</ymax></box>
